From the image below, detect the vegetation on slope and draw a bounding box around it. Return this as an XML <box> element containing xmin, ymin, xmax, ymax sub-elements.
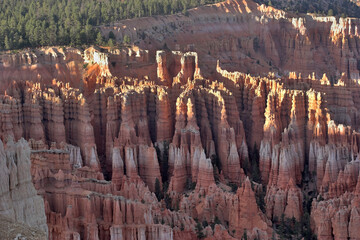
<box><xmin>0</xmin><ymin>0</ymin><xmax>222</xmax><ymax>51</ymax></box>
<box><xmin>254</xmin><ymin>0</ymin><xmax>360</xmax><ymax>17</ymax></box>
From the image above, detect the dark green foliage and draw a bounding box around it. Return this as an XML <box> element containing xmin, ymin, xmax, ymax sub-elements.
<box><xmin>160</xmin><ymin>181</ymin><xmax>174</xmax><ymax>210</ymax></box>
<box><xmin>154</xmin><ymin>179</ymin><xmax>173</xmax><ymax>210</ymax></box>
<box><xmin>211</xmin><ymin>154</ymin><xmax>221</xmax><ymax>182</ymax></box>
<box><xmin>211</xmin><ymin>154</ymin><xmax>221</xmax><ymax>170</ymax></box>
<box><xmin>253</xmin><ymin>37</ymin><xmax>260</xmax><ymax>52</ymax></box>
<box><xmin>272</xmin><ymin>188</ymin><xmax>317</xmax><ymax>240</ymax></box>
<box><xmin>161</xmin><ymin>141</ymin><xmax>169</xmax><ymax>182</ymax></box>
<box><xmin>327</xmin><ymin>8</ymin><xmax>334</xmax><ymax>16</ymax></box>
<box><xmin>175</xmin><ymin>199</ymin><xmax>180</xmax><ymax>211</ymax></box>
<box><xmin>108</xmin><ymin>38</ymin><xmax>115</xmax><ymax>48</ymax></box>
<box><xmin>4</xmin><ymin>36</ymin><xmax>12</xmax><ymax>50</ymax></box>
<box><xmin>108</xmin><ymin>31</ymin><xmax>116</xmax><ymax>40</ymax></box>
<box><xmin>0</xmin><ymin>0</ymin><xmax>223</xmax><ymax>50</ymax></box>
<box><xmin>155</xmin><ymin>178</ymin><xmax>163</xmax><ymax>201</ymax></box>
<box><xmin>195</xmin><ymin>221</ymin><xmax>205</xmax><ymax>239</ymax></box>
<box><xmin>300</xmin><ymin>212</ymin><xmax>316</xmax><ymax>240</ymax></box>
<box><xmin>274</xmin><ymin>214</ymin><xmax>317</xmax><ymax>240</ymax></box>
<box><xmin>96</xmin><ymin>32</ymin><xmax>104</xmax><ymax>45</ymax></box>
<box><xmin>123</xmin><ymin>35</ymin><xmax>131</xmax><ymax>45</ymax></box>
<box><xmin>253</xmin><ymin>0</ymin><xmax>360</xmax><ymax>18</ymax></box>
<box><xmin>255</xmin><ymin>186</ymin><xmax>266</xmax><ymax>213</ymax></box>
<box><xmin>241</xmin><ymin>229</ymin><xmax>248</xmax><ymax>240</ymax></box>
<box><xmin>249</xmin><ymin>143</ymin><xmax>261</xmax><ymax>183</ymax></box>
<box><xmin>275</xmin><ymin>215</ymin><xmax>301</xmax><ymax>239</ymax></box>
<box><xmin>210</xmin><ymin>216</ymin><xmax>221</xmax><ymax>230</ymax></box>
<box><xmin>155</xmin><ymin>141</ymin><xmax>170</xmax><ymax>182</ymax></box>
<box><xmin>186</xmin><ymin>178</ymin><xmax>196</xmax><ymax>191</ymax></box>
<box><xmin>214</xmin><ymin>216</ymin><xmax>221</xmax><ymax>225</ymax></box>
<box><xmin>202</xmin><ymin>220</ymin><xmax>208</xmax><ymax>227</ymax></box>
<box><xmin>162</xmin><ymin>43</ymin><xmax>170</xmax><ymax>50</ymax></box>
<box><xmin>164</xmin><ymin>194</ymin><xmax>173</xmax><ymax>210</ymax></box>
<box><xmin>271</xmin><ymin>230</ymin><xmax>276</xmax><ymax>240</ymax></box>
<box><xmin>242</xmin><ymin>157</ymin><xmax>250</xmax><ymax>175</ymax></box>
<box><xmin>228</xmin><ymin>182</ymin><xmax>238</xmax><ymax>193</ymax></box>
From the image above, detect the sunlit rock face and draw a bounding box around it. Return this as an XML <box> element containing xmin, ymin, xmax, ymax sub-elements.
<box><xmin>0</xmin><ymin>0</ymin><xmax>360</xmax><ymax>239</ymax></box>
<box><xmin>100</xmin><ymin>0</ymin><xmax>360</xmax><ymax>81</ymax></box>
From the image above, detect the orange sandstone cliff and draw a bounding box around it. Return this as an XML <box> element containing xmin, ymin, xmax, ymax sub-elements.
<box><xmin>0</xmin><ymin>0</ymin><xmax>360</xmax><ymax>239</ymax></box>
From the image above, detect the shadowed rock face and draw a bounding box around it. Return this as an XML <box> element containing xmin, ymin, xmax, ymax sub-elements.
<box><xmin>0</xmin><ymin>138</ymin><xmax>47</xmax><ymax>236</ymax></box>
<box><xmin>0</xmin><ymin>0</ymin><xmax>360</xmax><ymax>239</ymax></box>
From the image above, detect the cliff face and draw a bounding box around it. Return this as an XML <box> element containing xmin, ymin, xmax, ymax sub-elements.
<box><xmin>2</xmin><ymin>45</ymin><xmax>360</xmax><ymax>238</ymax></box>
<box><xmin>100</xmin><ymin>0</ymin><xmax>360</xmax><ymax>81</ymax></box>
<box><xmin>0</xmin><ymin>45</ymin><xmax>260</xmax><ymax>238</ymax></box>
<box><xmin>0</xmin><ymin>47</ymin><xmax>84</xmax><ymax>93</ymax></box>
<box><xmin>0</xmin><ymin>138</ymin><xmax>47</xmax><ymax>236</ymax></box>
<box><xmin>1</xmin><ymin>0</ymin><xmax>360</xmax><ymax>239</ymax></box>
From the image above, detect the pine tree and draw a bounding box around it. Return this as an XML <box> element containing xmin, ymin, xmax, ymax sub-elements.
<box><xmin>195</xmin><ymin>222</ymin><xmax>205</xmax><ymax>239</ymax></box>
<box><xmin>328</xmin><ymin>9</ymin><xmax>334</xmax><ymax>16</ymax></box>
<box><xmin>96</xmin><ymin>32</ymin><xmax>104</xmax><ymax>45</ymax></box>
<box><xmin>108</xmin><ymin>31</ymin><xmax>116</xmax><ymax>40</ymax></box>
<box><xmin>4</xmin><ymin>35</ymin><xmax>12</xmax><ymax>50</ymax></box>
<box><xmin>241</xmin><ymin>229</ymin><xmax>248</xmax><ymax>240</ymax></box>
<box><xmin>155</xmin><ymin>178</ymin><xmax>163</xmax><ymax>201</ymax></box>
<box><xmin>123</xmin><ymin>34</ymin><xmax>131</xmax><ymax>45</ymax></box>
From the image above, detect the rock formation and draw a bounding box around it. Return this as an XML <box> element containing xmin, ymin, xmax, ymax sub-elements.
<box><xmin>100</xmin><ymin>0</ymin><xmax>360</xmax><ymax>81</ymax></box>
<box><xmin>0</xmin><ymin>138</ymin><xmax>48</xmax><ymax>235</ymax></box>
<box><xmin>0</xmin><ymin>0</ymin><xmax>360</xmax><ymax>239</ymax></box>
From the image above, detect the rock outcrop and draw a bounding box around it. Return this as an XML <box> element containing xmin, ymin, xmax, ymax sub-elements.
<box><xmin>0</xmin><ymin>138</ymin><xmax>48</xmax><ymax>235</ymax></box>
<box><xmin>100</xmin><ymin>0</ymin><xmax>360</xmax><ymax>82</ymax></box>
<box><xmin>0</xmin><ymin>1</ymin><xmax>360</xmax><ymax>238</ymax></box>
<box><xmin>2</xmin><ymin>44</ymin><xmax>360</xmax><ymax>239</ymax></box>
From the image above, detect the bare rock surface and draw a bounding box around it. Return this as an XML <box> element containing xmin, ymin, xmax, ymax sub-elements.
<box><xmin>0</xmin><ymin>0</ymin><xmax>360</xmax><ymax>239</ymax></box>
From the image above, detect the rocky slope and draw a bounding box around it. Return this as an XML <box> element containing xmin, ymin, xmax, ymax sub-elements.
<box><xmin>0</xmin><ymin>0</ymin><xmax>360</xmax><ymax>239</ymax></box>
<box><xmin>100</xmin><ymin>0</ymin><xmax>360</xmax><ymax>82</ymax></box>
<box><xmin>0</xmin><ymin>215</ymin><xmax>47</xmax><ymax>240</ymax></box>
<box><xmin>0</xmin><ymin>137</ymin><xmax>48</xmax><ymax>237</ymax></box>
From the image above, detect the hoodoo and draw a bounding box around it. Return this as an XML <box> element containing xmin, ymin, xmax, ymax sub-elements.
<box><xmin>1</xmin><ymin>0</ymin><xmax>360</xmax><ymax>239</ymax></box>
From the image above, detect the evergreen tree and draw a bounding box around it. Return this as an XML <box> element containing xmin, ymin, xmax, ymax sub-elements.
<box><xmin>195</xmin><ymin>222</ymin><xmax>205</xmax><ymax>239</ymax></box>
<box><xmin>155</xmin><ymin>178</ymin><xmax>163</xmax><ymax>201</ymax></box>
<box><xmin>4</xmin><ymin>35</ymin><xmax>12</xmax><ymax>50</ymax></box>
<box><xmin>328</xmin><ymin>9</ymin><xmax>334</xmax><ymax>16</ymax></box>
<box><xmin>108</xmin><ymin>38</ymin><xmax>115</xmax><ymax>48</ymax></box>
<box><xmin>123</xmin><ymin>34</ymin><xmax>131</xmax><ymax>45</ymax></box>
<box><xmin>241</xmin><ymin>229</ymin><xmax>248</xmax><ymax>240</ymax></box>
<box><xmin>250</xmin><ymin>143</ymin><xmax>261</xmax><ymax>183</ymax></box>
<box><xmin>108</xmin><ymin>31</ymin><xmax>116</xmax><ymax>40</ymax></box>
<box><xmin>96</xmin><ymin>32</ymin><xmax>104</xmax><ymax>45</ymax></box>
<box><xmin>2</xmin><ymin>0</ymin><xmax>357</xmax><ymax>51</ymax></box>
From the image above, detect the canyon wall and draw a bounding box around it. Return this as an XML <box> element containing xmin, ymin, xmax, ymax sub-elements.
<box><xmin>0</xmin><ymin>0</ymin><xmax>360</xmax><ymax>239</ymax></box>
<box><xmin>100</xmin><ymin>0</ymin><xmax>360</xmax><ymax>81</ymax></box>
<box><xmin>0</xmin><ymin>138</ymin><xmax>48</xmax><ymax>236</ymax></box>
